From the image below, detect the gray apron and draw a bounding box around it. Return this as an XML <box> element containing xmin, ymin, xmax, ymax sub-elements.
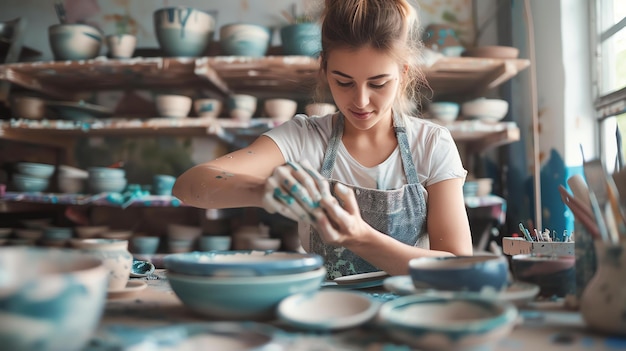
<box><xmin>309</xmin><ymin>112</ymin><xmax>429</xmax><ymax>279</ymax></box>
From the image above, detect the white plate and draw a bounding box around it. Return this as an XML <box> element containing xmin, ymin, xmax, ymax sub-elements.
<box><xmin>333</xmin><ymin>271</ymin><xmax>390</xmax><ymax>285</ymax></box>
<box><xmin>383</xmin><ymin>275</ymin><xmax>540</xmax><ymax>306</ymax></box>
<box><xmin>107</xmin><ymin>280</ymin><xmax>147</xmax><ymax>298</ymax></box>
<box><xmin>277</xmin><ymin>290</ymin><xmax>380</xmax><ymax>331</ymax></box>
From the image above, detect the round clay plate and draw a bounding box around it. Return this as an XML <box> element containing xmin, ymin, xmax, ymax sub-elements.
<box><xmin>107</xmin><ymin>280</ymin><xmax>147</xmax><ymax>298</ymax></box>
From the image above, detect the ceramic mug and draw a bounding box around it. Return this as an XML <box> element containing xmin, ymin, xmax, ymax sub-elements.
<box><xmin>106</xmin><ymin>34</ymin><xmax>136</xmax><ymax>59</ymax></box>
<box><xmin>71</xmin><ymin>238</ymin><xmax>133</xmax><ymax>290</ymax></box>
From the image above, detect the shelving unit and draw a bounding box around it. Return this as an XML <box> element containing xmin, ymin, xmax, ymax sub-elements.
<box><xmin>0</xmin><ymin>55</ymin><xmax>528</xmax><ymax>222</ymax></box>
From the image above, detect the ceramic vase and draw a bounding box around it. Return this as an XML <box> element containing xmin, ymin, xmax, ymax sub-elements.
<box><xmin>71</xmin><ymin>239</ymin><xmax>133</xmax><ymax>290</ymax></box>
<box><xmin>580</xmin><ymin>240</ymin><xmax>626</xmax><ymax>336</ymax></box>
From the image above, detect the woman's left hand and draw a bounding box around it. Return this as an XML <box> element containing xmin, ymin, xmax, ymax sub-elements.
<box><xmin>315</xmin><ymin>182</ymin><xmax>370</xmax><ymax>246</ymax></box>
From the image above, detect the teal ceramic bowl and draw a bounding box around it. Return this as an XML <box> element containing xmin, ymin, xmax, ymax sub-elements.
<box><xmin>48</xmin><ymin>24</ymin><xmax>103</xmax><ymax>60</ymax></box>
<box><xmin>280</xmin><ymin>23</ymin><xmax>322</xmax><ymax>57</ymax></box>
<box><xmin>153</xmin><ymin>174</ymin><xmax>176</xmax><ymax>196</ymax></box>
<box><xmin>163</xmin><ymin>250</ymin><xmax>324</xmax><ymax>277</ymax></box>
<box><xmin>131</xmin><ymin>236</ymin><xmax>160</xmax><ymax>255</ymax></box>
<box><xmin>15</xmin><ymin>162</ymin><xmax>55</xmax><ymax>178</ymax></box>
<box><xmin>378</xmin><ymin>295</ymin><xmax>518</xmax><ymax>351</ymax></box>
<box><xmin>409</xmin><ymin>255</ymin><xmax>509</xmax><ymax>294</ymax></box>
<box><xmin>88</xmin><ymin>177</ymin><xmax>127</xmax><ymax>193</ymax></box>
<box><xmin>167</xmin><ymin>267</ymin><xmax>326</xmax><ymax>320</ymax></box>
<box><xmin>0</xmin><ymin>247</ymin><xmax>108</xmax><ymax>351</ymax></box>
<box><xmin>154</xmin><ymin>7</ymin><xmax>215</xmax><ymax>57</ymax></box>
<box><xmin>12</xmin><ymin>174</ymin><xmax>49</xmax><ymax>192</ymax></box>
<box><xmin>88</xmin><ymin>167</ymin><xmax>125</xmax><ymax>179</ymax></box>
<box><xmin>219</xmin><ymin>23</ymin><xmax>271</xmax><ymax>57</ymax></box>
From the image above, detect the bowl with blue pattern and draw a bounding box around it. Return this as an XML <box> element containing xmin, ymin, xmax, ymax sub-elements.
<box><xmin>409</xmin><ymin>255</ymin><xmax>509</xmax><ymax>294</ymax></box>
<box><xmin>154</xmin><ymin>7</ymin><xmax>215</xmax><ymax>57</ymax></box>
<box><xmin>219</xmin><ymin>23</ymin><xmax>271</xmax><ymax>57</ymax></box>
<box><xmin>378</xmin><ymin>295</ymin><xmax>518</xmax><ymax>350</ymax></box>
<box><xmin>0</xmin><ymin>247</ymin><xmax>108</xmax><ymax>351</ymax></box>
<box><xmin>163</xmin><ymin>250</ymin><xmax>323</xmax><ymax>277</ymax></box>
<box><xmin>167</xmin><ymin>266</ymin><xmax>326</xmax><ymax>320</ymax></box>
<box><xmin>48</xmin><ymin>24</ymin><xmax>103</xmax><ymax>61</ymax></box>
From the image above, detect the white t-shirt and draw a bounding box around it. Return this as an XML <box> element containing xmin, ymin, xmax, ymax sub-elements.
<box><xmin>263</xmin><ymin>113</ymin><xmax>467</xmax><ymax>191</ymax></box>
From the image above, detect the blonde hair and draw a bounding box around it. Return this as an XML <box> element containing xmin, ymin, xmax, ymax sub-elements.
<box><xmin>316</xmin><ymin>0</ymin><xmax>427</xmax><ymax>115</ymax></box>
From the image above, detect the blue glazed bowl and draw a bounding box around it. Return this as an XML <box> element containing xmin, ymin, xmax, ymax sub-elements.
<box><xmin>154</xmin><ymin>7</ymin><xmax>215</xmax><ymax>57</ymax></box>
<box><xmin>153</xmin><ymin>174</ymin><xmax>176</xmax><ymax>196</ymax></box>
<box><xmin>48</xmin><ymin>24</ymin><xmax>103</xmax><ymax>60</ymax></box>
<box><xmin>280</xmin><ymin>23</ymin><xmax>321</xmax><ymax>57</ymax></box>
<box><xmin>511</xmin><ymin>254</ymin><xmax>575</xmax><ymax>297</ymax></box>
<box><xmin>163</xmin><ymin>250</ymin><xmax>324</xmax><ymax>277</ymax></box>
<box><xmin>378</xmin><ymin>295</ymin><xmax>518</xmax><ymax>350</ymax></box>
<box><xmin>219</xmin><ymin>23</ymin><xmax>271</xmax><ymax>57</ymax></box>
<box><xmin>88</xmin><ymin>167</ymin><xmax>125</xmax><ymax>179</ymax></box>
<box><xmin>167</xmin><ymin>266</ymin><xmax>326</xmax><ymax>320</ymax></box>
<box><xmin>409</xmin><ymin>255</ymin><xmax>509</xmax><ymax>293</ymax></box>
<box><xmin>0</xmin><ymin>247</ymin><xmax>108</xmax><ymax>351</ymax></box>
<box><xmin>15</xmin><ymin>162</ymin><xmax>55</xmax><ymax>178</ymax></box>
<box><xmin>131</xmin><ymin>236</ymin><xmax>161</xmax><ymax>255</ymax></box>
<box><xmin>12</xmin><ymin>174</ymin><xmax>49</xmax><ymax>192</ymax></box>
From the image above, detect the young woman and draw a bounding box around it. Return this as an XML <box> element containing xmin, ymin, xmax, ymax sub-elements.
<box><xmin>173</xmin><ymin>0</ymin><xmax>473</xmax><ymax>278</ymax></box>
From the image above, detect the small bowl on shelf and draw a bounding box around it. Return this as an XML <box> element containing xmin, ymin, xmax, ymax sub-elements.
<box><xmin>156</xmin><ymin>94</ymin><xmax>192</xmax><ymax>118</ymax></box>
<box><xmin>88</xmin><ymin>167</ymin><xmax>125</xmax><ymax>180</ymax></box>
<box><xmin>15</xmin><ymin>162</ymin><xmax>55</xmax><ymax>178</ymax></box>
<box><xmin>461</xmin><ymin>98</ymin><xmax>509</xmax><ymax>123</ymax></box>
<box><xmin>48</xmin><ymin>23</ymin><xmax>103</xmax><ymax>60</ymax></box>
<box><xmin>428</xmin><ymin>102</ymin><xmax>459</xmax><ymax>124</ymax></box>
<box><xmin>462</xmin><ymin>45</ymin><xmax>519</xmax><ymax>59</ymax></box>
<box><xmin>228</xmin><ymin>94</ymin><xmax>257</xmax><ymax>122</ymax></box>
<box><xmin>154</xmin><ymin>7</ymin><xmax>215</xmax><ymax>57</ymax></box>
<box><xmin>11</xmin><ymin>96</ymin><xmax>46</xmax><ymax>120</ymax></box>
<box><xmin>194</xmin><ymin>98</ymin><xmax>223</xmax><ymax>118</ymax></box>
<box><xmin>12</xmin><ymin>174</ymin><xmax>49</xmax><ymax>192</ymax></box>
<box><xmin>219</xmin><ymin>23</ymin><xmax>271</xmax><ymax>57</ymax></box>
<box><xmin>264</xmin><ymin>98</ymin><xmax>298</xmax><ymax>122</ymax></box>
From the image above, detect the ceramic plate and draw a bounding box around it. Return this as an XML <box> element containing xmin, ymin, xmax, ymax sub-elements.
<box><xmin>277</xmin><ymin>290</ymin><xmax>380</xmax><ymax>331</ymax></box>
<box><xmin>163</xmin><ymin>250</ymin><xmax>323</xmax><ymax>277</ymax></box>
<box><xmin>383</xmin><ymin>275</ymin><xmax>540</xmax><ymax>306</ymax></box>
<box><xmin>107</xmin><ymin>280</ymin><xmax>147</xmax><ymax>298</ymax></box>
<box><xmin>47</xmin><ymin>101</ymin><xmax>114</xmax><ymax>121</ymax></box>
<box><xmin>323</xmin><ymin>271</ymin><xmax>390</xmax><ymax>289</ymax></box>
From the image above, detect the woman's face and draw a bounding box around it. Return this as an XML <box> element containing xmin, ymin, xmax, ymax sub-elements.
<box><xmin>325</xmin><ymin>45</ymin><xmax>403</xmax><ymax>131</ymax></box>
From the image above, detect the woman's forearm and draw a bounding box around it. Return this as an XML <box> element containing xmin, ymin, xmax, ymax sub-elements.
<box><xmin>172</xmin><ymin>164</ymin><xmax>266</xmax><ymax>209</ymax></box>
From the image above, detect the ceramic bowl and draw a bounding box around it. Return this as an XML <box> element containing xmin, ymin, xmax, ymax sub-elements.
<box><xmin>106</xmin><ymin>34</ymin><xmax>136</xmax><ymax>59</ymax></box>
<box><xmin>167</xmin><ymin>266</ymin><xmax>326</xmax><ymax>320</ymax></box>
<box><xmin>305</xmin><ymin>103</ymin><xmax>336</xmax><ymax>117</ymax></box>
<box><xmin>58</xmin><ymin>176</ymin><xmax>85</xmax><ymax>194</ymax></box>
<box><xmin>11</xmin><ymin>96</ymin><xmax>46</xmax><ymax>119</ymax></box>
<box><xmin>463</xmin><ymin>45</ymin><xmax>520</xmax><ymax>59</ymax></box>
<box><xmin>428</xmin><ymin>102</ymin><xmax>459</xmax><ymax>124</ymax></box>
<box><xmin>227</xmin><ymin>94</ymin><xmax>257</xmax><ymax>122</ymax></box>
<box><xmin>88</xmin><ymin>177</ymin><xmax>127</xmax><ymax>193</ymax></box>
<box><xmin>0</xmin><ymin>247</ymin><xmax>108</xmax><ymax>351</ymax></box>
<box><xmin>168</xmin><ymin>238</ymin><xmax>196</xmax><ymax>253</ymax></box>
<box><xmin>155</xmin><ymin>94</ymin><xmax>192</xmax><ymax>118</ymax></box>
<box><xmin>74</xmin><ymin>225</ymin><xmax>109</xmax><ymax>238</ymax></box>
<box><xmin>15</xmin><ymin>162</ymin><xmax>55</xmax><ymax>178</ymax></box>
<box><xmin>280</xmin><ymin>23</ymin><xmax>322</xmax><ymax>57</ymax></box>
<box><xmin>153</xmin><ymin>174</ymin><xmax>176</xmax><ymax>196</ymax></box>
<box><xmin>219</xmin><ymin>23</ymin><xmax>271</xmax><ymax>57</ymax></box>
<box><xmin>43</xmin><ymin>227</ymin><xmax>74</xmax><ymax>240</ymax></box>
<box><xmin>100</xmin><ymin>230</ymin><xmax>133</xmax><ymax>240</ymax></box>
<box><xmin>131</xmin><ymin>236</ymin><xmax>161</xmax><ymax>255</ymax></box>
<box><xmin>277</xmin><ymin>290</ymin><xmax>380</xmax><ymax>331</ymax></box>
<box><xmin>199</xmin><ymin>235</ymin><xmax>232</xmax><ymax>251</ymax></box>
<box><xmin>59</xmin><ymin>165</ymin><xmax>88</xmax><ymax>179</ymax></box>
<box><xmin>194</xmin><ymin>98</ymin><xmax>223</xmax><ymax>118</ymax></box>
<box><xmin>88</xmin><ymin>167</ymin><xmax>125</xmax><ymax>180</ymax></box>
<box><xmin>154</xmin><ymin>7</ymin><xmax>215</xmax><ymax>57</ymax></box>
<box><xmin>12</xmin><ymin>174</ymin><xmax>49</xmax><ymax>192</ymax></box>
<box><xmin>378</xmin><ymin>295</ymin><xmax>518</xmax><ymax>351</ymax></box>
<box><xmin>264</xmin><ymin>98</ymin><xmax>298</xmax><ymax>122</ymax></box>
<box><xmin>247</xmin><ymin>237</ymin><xmax>281</xmax><ymax>251</ymax></box>
<box><xmin>510</xmin><ymin>254</ymin><xmax>576</xmax><ymax>298</ymax></box>
<box><xmin>461</xmin><ymin>98</ymin><xmax>509</xmax><ymax>123</ymax></box>
<box><xmin>163</xmin><ymin>250</ymin><xmax>324</xmax><ymax>277</ymax></box>
<box><xmin>167</xmin><ymin>223</ymin><xmax>203</xmax><ymax>240</ymax></box>
<box><xmin>409</xmin><ymin>255</ymin><xmax>509</xmax><ymax>293</ymax></box>
<box><xmin>48</xmin><ymin>23</ymin><xmax>103</xmax><ymax>60</ymax></box>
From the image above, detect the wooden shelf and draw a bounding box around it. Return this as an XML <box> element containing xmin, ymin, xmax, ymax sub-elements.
<box><xmin>0</xmin><ymin>55</ymin><xmax>530</xmax><ymax>100</ymax></box>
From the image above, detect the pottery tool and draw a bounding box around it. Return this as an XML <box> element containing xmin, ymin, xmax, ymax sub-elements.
<box><xmin>588</xmin><ymin>190</ymin><xmax>611</xmax><ymax>243</ymax></box>
<box><xmin>519</xmin><ymin>223</ymin><xmax>533</xmax><ymax>241</ymax></box>
<box><xmin>54</xmin><ymin>1</ymin><xmax>66</xmax><ymax>24</ymax></box>
<box><xmin>567</xmin><ymin>174</ymin><xmax>591</xmax><ymax>213</ymax></box>
<box><xmin>558</xmin><ymin>185</ymin><xmax>601</xmax><ymax>240</ymax></box>
<box><xmin>581</xmin><ymin>144</ymin><xmax>608</xmax><ymax>209</ymax></box>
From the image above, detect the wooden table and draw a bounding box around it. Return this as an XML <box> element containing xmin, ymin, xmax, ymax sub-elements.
<box><xmin>87</xmin><ymin>270</ymin><xmax>626</xmax><ymax>351</ymax></box>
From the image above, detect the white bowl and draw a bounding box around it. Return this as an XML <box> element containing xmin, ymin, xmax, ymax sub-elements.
<box><xmin>305</xmin><ymin>103</ymin><xmax>336</xmax><ymax>117</ymax></box>
<box><xmin>48</xmin><ymin>24</ymin><xmax>103</xmax><ymax>60</ymax></box>
<box><xmin>428</xmin><ymin>102</ymin><xmax>459</xmax><ymax>124</ymax></box>
<box><xmin>278</xmin><ymin>290</ymin><xmax>380</xmax><ymax>331</ymax></box>
<box><xmin>154</xmin><ymin>7</ymin><xmax>215</xmax><ymax>57</ymax></box>
<box><xmin>11</xmin><ymin>96</ymin><xmax>45</xmax><ymax>119</ymax></box>
<box><xmin>0</xmin><ymin>247</ymin><xmax>108</xmax><ymax>351</ymax></box>
<box><xmin>166</xmin><ymin>267</ymin><xmax>326</xmax><ymax>320</ymax></box>
<box><xmin>58</xmin><ymin>176</ymin><xmax>85</xmax><ymax>193</ymax></box>
<box><xmin>461</xmin><ymin>98</ymin><xmax>509</xmax><ymax>123</ymax></box>
<box><xmin>156</xmin><ymin>94</ymin><xmax>192</xmax><ymax>118</ymax></box>
<box><xmin>106</xmin><ymin>33</ymin><xmax>136</xmax><ymax>59</ymax></box>
<box><xmin>167</xmin><ymin>223</ymin><xmax>203</xmax><ymax>240</ymax></box>
<box><xmin>378</xmin><ymin>295</ymin><xmax>518</xmax><ymax>350</ymax></box>
<box><xmin>74</xmin><ymin>225</ymin><xmax>109</xmax><ymax>238</ymax></box>
<box><xmin>264</xmin><ymin>98</ymin><xmax>298</xmax><ymax>121</ymax></box>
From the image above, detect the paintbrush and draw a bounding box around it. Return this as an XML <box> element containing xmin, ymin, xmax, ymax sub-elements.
<box><xmin>558</xmin><ymin>185</ymin><xmax>601</xmax><ymax>240</ymax></box>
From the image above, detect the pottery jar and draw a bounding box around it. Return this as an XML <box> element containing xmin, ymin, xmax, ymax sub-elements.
<box><xmin>71</xmin><ymin>238</ymin><xmax>133</xmax><ymax>290</ymax></box>
<box><xmin>580</xmin><ymin>240</ymin><xmax>626</xmax><ymax>336</ymax></box>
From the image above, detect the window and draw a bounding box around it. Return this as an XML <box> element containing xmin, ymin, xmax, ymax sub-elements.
<box><xmin>593</xmin><ymin>0</ymin><xmax>626</xmax><ymax>171</ymax></box>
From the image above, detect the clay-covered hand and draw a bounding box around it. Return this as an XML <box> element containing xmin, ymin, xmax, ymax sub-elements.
<box><xmin>261</xmin><ymin>161</ymin><xmax>329</xmax><ymax>224</ymax></box>
<box><xmin>316</xmin><ymin>182</ymin><xmax>370</xmax><ymax>246</ymax></box>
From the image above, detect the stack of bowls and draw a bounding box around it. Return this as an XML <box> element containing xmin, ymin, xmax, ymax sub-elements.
<box><xmin>0</xmin><ymin>247</ymin><xmax>108</xmax><ymax>351</ymax></box>
<box><xmin>163</xmin><ymin>250</ymin><xmax>326</xmax><ymax>320</ymax></box>
<box><xmin>58</xmin><ymin>165</ymin><xmax>88</xmax><ymax>194</ymax></box>
<box><xmin>88</xmin><ymin>167</ymin><xmax>127</xmax><ymax>194</ymax></box>
<box><xmin>12</xmin><ymin>162</ymin><xmax>55</xmax><ymax>192</ymax></box>
<box><xmin>167</xmin><ymin>223</ymin><xmax>202</xmax><ymax>253</ymax></box>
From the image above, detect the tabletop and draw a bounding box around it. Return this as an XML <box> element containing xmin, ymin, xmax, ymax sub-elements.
<box><xmin>85</xmin><ymin>270</ymin><xmax>626</xmax><ymax>351</ymax></box>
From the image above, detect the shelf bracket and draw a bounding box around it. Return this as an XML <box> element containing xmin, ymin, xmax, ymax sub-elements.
<box><xmin>482</xmin><ymin>61</ymin><xmax>519</xmax><ymax>92</ymax></box>
<box><xmin>194</xmin><ymin>58</ymin><xmax>231</xmax><ymax>97</ymax></box>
